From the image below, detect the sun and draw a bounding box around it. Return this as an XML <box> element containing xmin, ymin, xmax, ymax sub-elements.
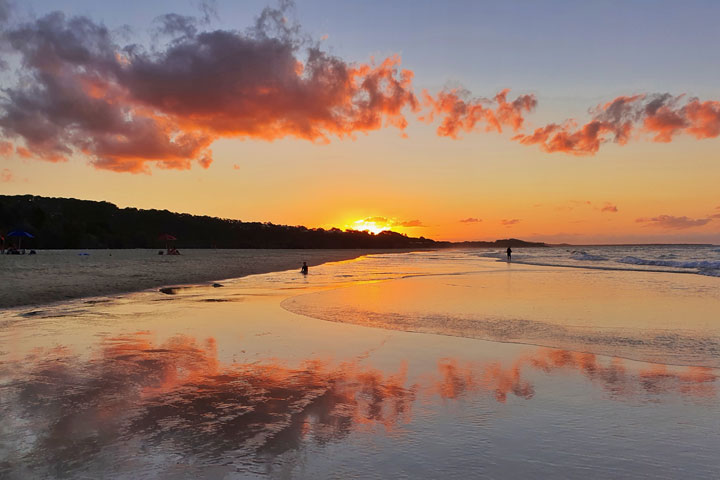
<box><xmin>349</xmin><ymin>218</ymin><xmax>390</xmax><ymax>234</ymax></box>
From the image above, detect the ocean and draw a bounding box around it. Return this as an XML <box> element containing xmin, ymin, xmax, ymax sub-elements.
<box><xmin>481</xmin><ymin>244</ymin><xmax>720</xmax><ymax>277</ymax></box>
<box><xmin>0</xmin><ymin>246</ymin><xmax>718</xmax><ymax>478</ymax></box>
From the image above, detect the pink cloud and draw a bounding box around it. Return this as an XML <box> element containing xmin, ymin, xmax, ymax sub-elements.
<box><xmin>0</xmin><ymin>141</ymin><xmax>13</xmax><ymax>156</ymax></box>
<box><xmin>459</xmin><ymin>217</ymin><xmax>481</xmax><ymax>223</ymax></box>
<box><xmin>513</xmin><ymin>93</ymin><xmax>720</xmax><ymax>155</ymax></box>
<box><xmin>397</xmin><ymin>219</ymin><xmax>424</xmax><ymax>227</ymax></box>
<box><xmin>421</xmin><ymin>88</ymin><xmax>536</xmax><ymax>139</ymax></box>
<box><xmin>1</xmin><ymin>168</ymin><xmax>12</xmax><ymax>182</ymax></box>
<box><xmin>601</xmin><ymin>203</ymin><xmax>618</xmax><ymax>213</ymax></box>
<box><xmin>636</xmin><ymin>215</ymin><xmax>712</xmax><ymax>230</ymax></box>
<box><xmin>501</xmin><ymin>219</ymin><xmax>520</xmax><ymax>226</ymax></box>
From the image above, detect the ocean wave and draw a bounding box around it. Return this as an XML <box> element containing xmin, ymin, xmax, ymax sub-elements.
<box><xmin>570</xmin><ymin>251</ymin><xmax>608</xmax><ymax>261</ymax></box>
<box><xmin>618</xmin><ymin>256</ymin><xmax>720</xmax><ymax>270</ymax></box>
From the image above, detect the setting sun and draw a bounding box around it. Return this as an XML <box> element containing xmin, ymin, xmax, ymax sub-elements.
<box><xmin>349</xmin><ymin>218</ymin><xmax>391</xmax><ymax>235</ymax></box>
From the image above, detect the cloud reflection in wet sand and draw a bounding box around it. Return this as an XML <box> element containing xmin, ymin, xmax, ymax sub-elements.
<box><xmin>431</xmin><ymin>349</ymin><xmax>716</xmax><ymax>403</ymax></box>
<box><xmin>2</xmin><ymin>333</ymin><xmax>417</xmax><ymax>477</ymax></box>
<box><xmin>1</xmin><ymin>333</ymin><xmax>716</xmax><ymax>477</ymax></box>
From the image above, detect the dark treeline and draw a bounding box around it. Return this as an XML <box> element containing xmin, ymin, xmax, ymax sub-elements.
<box><xmin>0</xmin><ymin>195</ymin><xmax>439</xmax><ymax>249</ymax></box>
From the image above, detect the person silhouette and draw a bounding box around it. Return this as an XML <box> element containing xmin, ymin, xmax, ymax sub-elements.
<box><xmin>301</xmin><ymin>262</ymin><xmax>309</xmax><ymax>274</ymax></box>
<box><xmin>506</xmin><ymin>247</ymin><xmax>512</xmax><ymax>261</ymax></box>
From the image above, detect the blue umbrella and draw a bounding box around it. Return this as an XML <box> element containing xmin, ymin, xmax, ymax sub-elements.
<box><xmin>7</xmin><ymin>230</ymin><xmax>34</xmax><ymax>249</ymax></box>
<box><xmin>7</xmin><ymin>230</ymin><xmax>34</xmax><ymax>238</ymax></box>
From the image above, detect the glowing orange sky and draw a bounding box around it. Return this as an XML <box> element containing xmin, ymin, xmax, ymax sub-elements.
<box><xmin>1</xmin><ymin>1</ymin><xmax>719</xmax><ymax>244</ymax></box>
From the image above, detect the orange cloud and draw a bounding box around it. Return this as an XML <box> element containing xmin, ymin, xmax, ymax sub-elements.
<box><xmin>514</xmin><ymin>93</ymin><xmax>720</xmax><ymax>155</ymax></box>
<box><xmin>684</xmin><ymin>100</ymin><xmax>720</xmax><ymax>139</ymax></box>
<box><xmin>636</xmin><ymin>214</ymin><xmax>712</xmax><ymax>229</ymax></box>
<box><xmin>397</xmin><ymin>219</ymin><xmax>424</xmax><ymax>227</ymax></box>
<box><xmin>421</xmin><ymin>88</ymin><xmax>537</xmax><ymax>139</ymax></box>
<box><xmin>355</xmin><ymin>217</ymin><xmax>424</xmax><ymax>230</ymax></box>
<box><xmin>501</xmin><ymin>219</ymin><xmax>520</xmax><ymax>226</ymax></box>
<box><xmin>601</xmin><ymin>202</ymin><xmax>618</xmax><ymax>213</ymax></box>
<box><xmin>459</xmin><ymin>217</ymin><xmax>481</xmax><ymax>223</ymax></box>
<box><xmin>0</xmin><ymin>141</ymin><xmax>13</xmax><ymax>156</ymax></box>
<box><xmin>1</xmin><ymin>168</ymin><xmax>12</xmax><ymax>182</ymax></box>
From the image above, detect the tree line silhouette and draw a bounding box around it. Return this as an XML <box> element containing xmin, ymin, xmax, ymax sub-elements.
<box><xmin>0</xmin><ymin>195</ymin><xmax>438</xmax><ymax>249</ymax></box>
<box><xmin>0</xmin><ymin>195</ymin><xmax>547</xmax><ymax>250</ymax></box>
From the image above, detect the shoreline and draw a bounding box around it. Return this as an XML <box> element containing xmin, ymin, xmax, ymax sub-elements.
<box><xmin>0</xmin><ymin>248</ymin><xmax>422</xmax><ymax>310</ymax></box>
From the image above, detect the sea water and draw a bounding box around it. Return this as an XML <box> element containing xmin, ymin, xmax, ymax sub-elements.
<box><xmin>0</xmin><ymin>247</ymin><xmax>718</xmax><ymax>479</ymax></box>
<box><xmin>479</xmin><ymin>244</ymin><xmax>720</xmax><ymax>277</ymax></box>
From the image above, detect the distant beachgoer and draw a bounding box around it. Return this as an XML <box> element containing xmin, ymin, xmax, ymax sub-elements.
<box><xmin>506</xmin><ymin>247</ymin><xmax>512</xmax><ymax>261</ymax></box>
<box><xmin>301</xmin><ymin>262</ymin><xmax>309</xmax><ymax>274</ymax></box>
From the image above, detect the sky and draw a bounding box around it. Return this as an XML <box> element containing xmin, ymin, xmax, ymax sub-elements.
<box><xmin>0</xmin><ymin>0</ymin><xmax>719</xmax><ymax>244</ymax></box>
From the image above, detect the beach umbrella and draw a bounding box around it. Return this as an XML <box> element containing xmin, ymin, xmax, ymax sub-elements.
<box><xmin>158</xmin><ymin>233</ymin><xmax>177</xmax><ymax>252</ymax></box>
<box><xmin>7</xmin><ymin>230</ymin><xmax>34</xmax><ymax>249</ymax></box>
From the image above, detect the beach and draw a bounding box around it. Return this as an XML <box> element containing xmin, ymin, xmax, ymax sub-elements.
<box><xmin>1</xmin><ymin>248</ymin><xmax>718</xmax><ymax>478</ymax></box>
<box><xmin>0</xmin><ymin>249</ymin><xmax>404</xmax><ymax>309</ymax></box>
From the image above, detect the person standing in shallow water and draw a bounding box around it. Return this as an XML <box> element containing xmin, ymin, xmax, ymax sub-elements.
<box><xmin>301</xmin><ymin>262</ymin><xmax>309</xmax><ymax>274</ymax></box>
<box><xmin>506</xmin><ymin>247</ymin><xmax>512</xmax><ymax>261</ymax></box>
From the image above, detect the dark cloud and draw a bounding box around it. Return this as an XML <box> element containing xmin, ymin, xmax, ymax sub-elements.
<box><xmin>0</xmin><ymin>0</ymin><xmax>10</xmax><ymax>24</ymax></box>
<box><xmin>196</xmin><ymin>0</ymin><xmax>219</xmax><ymax>25</ymax></box>
<box><xmin>152</xmin><ymin>14</ymin><xmax>200</xmax><ymax>38</ymax></box>
<box><xmin>0</xmin><ymin>2</ymin><xmax>417</xmax><ymax>173</ymax></box>
<box><xmin>636</xmin><ymin>215</ymin><xmax>712</xmax><ymax>230</ymax></box>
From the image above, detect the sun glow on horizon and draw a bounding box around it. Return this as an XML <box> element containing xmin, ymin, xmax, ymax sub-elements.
<box><xmin>348</xmin><ymin>219</ymin><xmax>391</xmax><ymax>235</ymax></box>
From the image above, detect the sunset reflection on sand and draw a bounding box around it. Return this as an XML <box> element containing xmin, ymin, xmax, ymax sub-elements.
<box><xmin>2</xmin><ymin>332</ymin><xmax>716</xmax><ymax>477</ymax></box>
<box><xmin>430</xmin><ymin>349</ymin><xmax>716</xmax><ymax>403</ymax></box>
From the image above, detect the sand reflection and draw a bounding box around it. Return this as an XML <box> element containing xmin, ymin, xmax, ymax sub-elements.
<box><xmin>2</xmin><ymin>332</ymin><xmax>417</xmax><ymax>476</ymax></box>
<box><xmin>1</xmin><ymin>333</ymin><xmax>716</xmax><ymax>476</ymax></box>
<box><xmin>431</xmin><ymin>349</ymin><xmax>717</xmax><ymax>402</ymax></box>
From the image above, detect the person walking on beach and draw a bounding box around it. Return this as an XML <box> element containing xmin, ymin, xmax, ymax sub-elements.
<box><xmin>506</xmin><ymin>247</ymin><xmax>512</xmax><ymax>261</ymax></box>
<box><xmin>301</xmin><ymin>262</ymin><xmax>309</xmax><ymax>274</ymax></box>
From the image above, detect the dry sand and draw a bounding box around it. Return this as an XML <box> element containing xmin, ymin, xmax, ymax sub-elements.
<box><xmin>0</xmin><ymin>248</ymin><xmax>407</xmax><ymax>309</ymax></box>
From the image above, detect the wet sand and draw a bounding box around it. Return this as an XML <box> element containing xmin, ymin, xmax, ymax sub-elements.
<box><xmin>282</xmin><ymin>263</ymin><xmax>720</xmax><ymax>367</ymax></box>
<box><xmin>0</xmin><ymin>249</ymin><xmax>409</xmax><ymax>309</ymax></box>
<box><xmin>1</xmin><ymin>252</ymin><xmax>718</xmax><ymax>479</ymax></box>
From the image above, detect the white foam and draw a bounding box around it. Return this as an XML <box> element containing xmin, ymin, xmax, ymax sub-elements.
<box><xmin>618</xmin><ymin>256</ymin><xmax>720</xmax><ymax>270</ymax></box>
<box><xmin>476</xmin><ymin>251</ymin><xmax>506</xmax><ymax>259</ymax></box>
<box><xmin>570</xmin><ymin>251</ymin><xmax>607</xmax><ymax>261</ymax></box>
